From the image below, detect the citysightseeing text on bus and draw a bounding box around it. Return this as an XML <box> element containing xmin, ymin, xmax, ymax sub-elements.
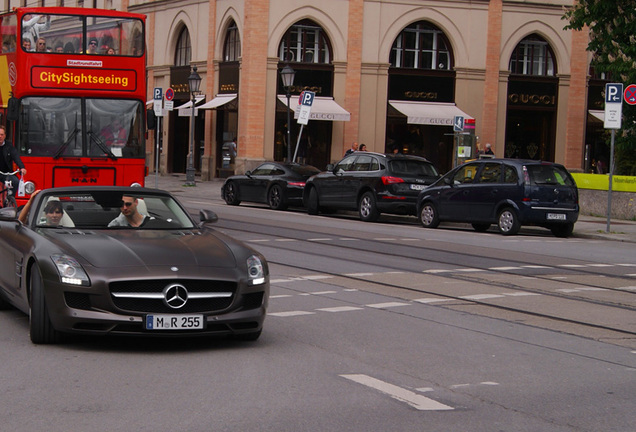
<box><xmin>31</xmin><ymin>66</ymin><xmax>136</xmax><ymax>91</ymax></box>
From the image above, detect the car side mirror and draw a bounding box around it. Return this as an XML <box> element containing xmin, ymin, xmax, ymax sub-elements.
<box><xmin>326</xmin><ymin>164</ymin><xmax>334</xmax><ymax>171</ymax></box>
<box><xmin>199</xmin><ymin>209</ymin><xmax>218</xmax><ymax>224</ymax></box>
<box><xmin>0</xmin><ymin>206</ymin><xmax>18</xmax><ymax>220</ymax></box>
<box><xmin>245</xmin><ymin>170</ymin><xmax>252</xmax><ymax>177</ymax></box>
<box><xmin>444</xmin><ymin>177</ymin><xmax>452</xmax><ymax>186</ymax></box>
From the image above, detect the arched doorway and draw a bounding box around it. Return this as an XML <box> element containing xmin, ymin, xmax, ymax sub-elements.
<box><xmin>276</xmin><ymin>19</ymin><xmax>337</xmax><ymax>170</ymax></box>
<box><xmin>386</xmin><ymin>21</ymin><xmax>471</xmax><ymax>173</ymax></box>
<box><xmin>504</xmin><ymin>34</ymin><xmax>558</xmax><ymax>161</ymax></box>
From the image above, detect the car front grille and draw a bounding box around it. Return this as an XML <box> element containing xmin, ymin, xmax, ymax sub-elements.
<box><xmin>109</xmin><ymin>280</ymin><xmax>237</xmax><ymax>314</ymax></box>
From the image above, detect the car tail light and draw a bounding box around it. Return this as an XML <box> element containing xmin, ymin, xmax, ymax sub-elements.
<box><xmin>288</xmin><ymin>181</ymin><xmax>306</xmax><ymax>187</ymax></box>
<box><xmin>382</xmin><ymin>176</ymin><xmax>404</xmax><ymax>185</ymax></box>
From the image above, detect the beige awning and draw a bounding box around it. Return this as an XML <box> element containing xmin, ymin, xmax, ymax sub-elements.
<box><xmin>199</xmin><ymin>94</ymin><xmax>237</xmax><ymax>110</ymax></box>
<box><xmin>588</xmin><ymin>110</ymin><xmax>604</xmax><ymax>122</ymax></box>
<box><xmin>278</xmin><ymin>95</ymin><xmax>350</xmax><ymax>122</ymax></box>
<box><xmin>174</xmin><ymin>95</ymin><xmax>206</xmax><ymax>110</ymax></box>
<box><xmin>389</xmin><ymin>101</ymin><xmax>473</xmax><ymax>126</ymax></box>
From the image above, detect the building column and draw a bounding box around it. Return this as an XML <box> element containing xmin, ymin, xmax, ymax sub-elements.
<box><xmin>481</xmin><ymin>0</ymin><xmax>503</xmax><ymax>152</ymax></box>
<box><xmin>236</xmin><ymin>0</ymin><xmax>270</xmax><ymax>174</ymax></box>
<box><xmin>564</xmin><ymin>26</ymin><xmax>589</xmax><ymax>170</ymax></box>
<box><xmin>201</xmin><ymin>0</ymin><xmax>218</xmax><ymax>181</ymax></box>
<box><xmin>343</xmin><ymin>0</ymin><xmax>364</xmax><ymax>154</ymax></box>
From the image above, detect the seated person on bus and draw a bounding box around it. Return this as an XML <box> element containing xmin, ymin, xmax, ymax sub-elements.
<box><xmin>100</xmin><ymin>118</ymin><xmax>127</xmax><ymax>150</ymax></box>
<box><xmin>21</xmin><ymin>37</ymin><xmax>32</xmax><ymax>51</ymax></box>
<box><xmin>86</xmin><ymin>37</ymin><xmax>99</xmax><ymax>54</ymax></box>
<box><xmin>36</xmin><ymin>37</ymin><xmax>47</xmax><ymax>52</ymax></box>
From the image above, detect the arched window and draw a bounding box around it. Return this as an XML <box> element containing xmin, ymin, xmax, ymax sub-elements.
<box><xmin>174</xmin><ymin>27</ymin><xmax>191</xmax><ymax>66</ymax></box>
<box><xmin>223</xmin><ymin>20</ymin><xmax>241</xmax><ymax>61</ymax></box>
<box><xmin>390</xmin><ymin>21</ymin><xmax>453</xmax><ymax>70</ymax></box>
<box><xmin>278</xmin><ymin>19</ymin><xmax>331</xmax><ymax>64</ymax></box>
<box><xmin>509</xmin><ymin>35</ymin><xmax>556</xmax><ymax>76</ymax></box>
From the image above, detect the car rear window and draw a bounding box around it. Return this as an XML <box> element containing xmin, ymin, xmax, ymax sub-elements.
<box><xmin>526</xmin><ymin>165</ymin><xmax>574</xmax><ymax>186</ymax></box>
<box><xmin>389</xmin><ymin>160</ymin><xmax>438</xmax><ymax>177</ymax></box>
<box><xmin>290</xmin><ymin>165</ymin><xmax>320</xmax><ymax>176</ymax></box>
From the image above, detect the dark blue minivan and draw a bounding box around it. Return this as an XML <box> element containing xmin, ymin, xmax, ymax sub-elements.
<box><xmin>416</xmin><ymin>159</ymin><xmax>579</xmax><ymax>237</ymax></box>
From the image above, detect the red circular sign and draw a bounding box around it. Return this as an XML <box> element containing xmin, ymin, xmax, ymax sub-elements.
<box><xmin>165</xmin><ymin>88</ymin><xmax>174</xmax><ymax>101</ymax></box>
<box><xmin>624</xmin><ymin>84</ymin><xmax>636</xmax><ymax>105</ymax></box>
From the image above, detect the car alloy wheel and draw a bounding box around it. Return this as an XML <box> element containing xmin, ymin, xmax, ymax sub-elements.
<box><xmin>498</xmin><ymin>208</ymin><xmax>520</xmax><ymax>235</ymax></box>
<box><xmin>268</xmin><ymin>184</ymin><xmax>287</xmax><ymax>210</ymax></box>
<box><xmin>419</xmin><ymin>203</ymin><xmax>439</xmax><ymax>228</ymax></box>
<box><xmin>359</xmin><ymin>191</ymin><xmax>379</xmax><ymax>222</ymax></box>
<box><xmin>224</xmin><ymin>182</ymin><xmax>241</xmax><ymax>206</ymax></box>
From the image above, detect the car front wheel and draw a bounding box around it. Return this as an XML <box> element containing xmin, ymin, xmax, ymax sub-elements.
<box><xmin>419</xmin><ymin>202</ymin><xmax>440</xmax><ymax>228</ymax></box>
<box><xmin>30</xmin><ymin>265</ymin><xmax>63</xmax><ymax>344</ymax></box>
<box><xmin>223</xmin><ymin>181</ymin><xmax>241</xmax><ymax>206</ymax></box>
<box><xmin>498</xmin><ymin>208</ymin><xmax>520</xmax><ymax>235</ymax></box>
<box><xmin>267</xmin><ymin>184</ymin><xmax>287</xmax><ymax>210</ymax></box>
<box><xmin>359</xmin><ymin>191</ymin><xmax>380</xmax><ymax>222</ymax></box>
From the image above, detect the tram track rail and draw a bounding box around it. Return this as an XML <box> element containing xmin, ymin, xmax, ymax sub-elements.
<box><xmin>213</xmin><ymin>218</ymin><xmax>636</xmax><ymax>338</ymax></box>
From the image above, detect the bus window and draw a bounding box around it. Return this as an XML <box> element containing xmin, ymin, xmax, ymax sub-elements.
<box><xmin>19</xmin><ymin>97</ymin><xmax>82</xmax><ymax>157</ymax></box>
<box><xmin>86</xmin><ymin>16</ymin><xmax>144</xmax><ymax>56</ymax></box>
<box><xmin>87</xmin><ymin>99</ymin><xmax>144</xmax><ymax>158</ymax></box>
<box><xmin>1</xmin><ymin>15</ymin><xmax>17</xmax><ymax>52</ymax></box>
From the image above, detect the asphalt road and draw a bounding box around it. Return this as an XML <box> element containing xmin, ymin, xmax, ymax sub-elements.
<box><xmin>1</xmin><ymin>177</ymin><xmax>635</xmax><ymax>432</ymax></box>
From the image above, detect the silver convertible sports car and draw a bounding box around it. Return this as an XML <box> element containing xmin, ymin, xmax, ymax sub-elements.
<box><xmin>0</xmin><ymin>186</ymin><xmax>269</xmax><ymax>344</ymax></box>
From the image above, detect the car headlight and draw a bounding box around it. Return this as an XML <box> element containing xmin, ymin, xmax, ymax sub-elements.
<box><xmin>51</xmin><ymin>254</ymin><xmax>90</xmax><ymax>286</ymax></box>
<box><xmin>247</xmin><ymin>255</ymin><xmax>265</xmax><ymax>285</ymax></box>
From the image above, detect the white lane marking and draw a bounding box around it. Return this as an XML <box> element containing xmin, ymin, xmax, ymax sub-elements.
<box><xmin>345</xmin><ymin>273</ymin><xmax>375</xmax><ymax>277</ymax></box>
<box><xmin>423</xmin><ymin>269</ymin><xmax>453</xmax><ymax>274</ymax></box>
<box><xmin>249</xmin><ymin>239</ymin><xmax>270</xmax><ymax>242</ymax></box>
<box><xmin>627</xmin><ymin>274</ymin><xmax>636</xmax><ymax>277</ymax></box>
<box><xmin>556</xmin><ymin>287</ymin><xmax>608</xmax><ymax>293</ymax></box>
<box><xmin>401</xmin><ymin>238</ymin><xmax>420</xmax><ymax>241</ymax></box>
<box><xmin>503</xmin><ymin>292</ymin><xmax>542</xmax><ymax>296</ymax></box>
<box><xmin>522</xmin><ymin>265</ymin><xmax>551</xmax><ymax>269</ymax></box>
<box><xmin>617</xmin><ymin>263</ymin><xmax>636</xmax><ymax>267</ymax></box>
<box><xmin>367</xmin><ymin>302</ymin><xmax>410</xmax><ymax>309</ymax></box>
<box><xmin>268</xmin><ymin>311</ymin><xmax>315</xmax><ymax>317</ymax></box>
<box><xmin>414</xmin><ymin>298</ymin><xmax>454</xmax><ymax>304</ymax></box>
<box><xmin>588</xmin><ymin>263</ymin><xmax>613</xmax><ymax>267</ymax></box>
<box><xmin>558</xmin><ymin>264</ymin><xmax>586</xmax><ymax>268</ymax></box>
<box><xmin>340</xmin><ymin>374</ymin><xmax>453</xmax><ymax>411</ymax></box>
<box><xmin>317</xmin><ymin>306</ymin><xmax>364</xmax><ymax>313</ymax></box>
<box><xmin>455</xmin><ymin>268</ymin><xmax>486</xmax><ymax>272</ymax></box>
<box><xmin>460</xmin><ymin>294</ymin><xmax>505</xmax><ymax>300</ymax></box>
<box><xmin>339</xmin><ymin>238</ymin><xmax>357</xmax><ymax>241</ymax></box>
<box><xmin>270</xmin><ymin>295</ymin><xmax>293</xmax><ymax>299</ymax></box>
<box><xmin>617</xmin><ymin>286</ymin><xmax>636</xmax><ymax>291</ymax></box>
<box><xmin>275</xmin><ymin>238</ymin><xmax>297</xmax><ymax>242</ymax></box>
<box><xmin>374</xmin><ymin>238</ymin><xmax>396</xmax><ymax>241</ymax></box>
<box><xmin>489</xmin><ymin>266</ymin><xmax>522</xmax><ymax>271</ymax></box>
<box><xmin>299</xmin><ymin>291</ymin><xmax>338</xmax><ymax>296</ymax></box>
<box><xmin>303</xmin><ymin>275</ymin><xmax>334</xmax><ymax>280</ymax></box>
<box><xmin>308</xmin><ymin>238</ymin><xmax>332</xmax><ymax>241</ymax></box>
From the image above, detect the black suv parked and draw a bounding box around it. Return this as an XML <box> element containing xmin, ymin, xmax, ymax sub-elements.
<box><xmin>303</xmin><ymin>152</ymin><xmax>440</xmax><ymax>221</ymax></box>
<box><xmin>416</xmin><ymin>159</ymin><xmax>579</xmax><ymax>237</ymax></box>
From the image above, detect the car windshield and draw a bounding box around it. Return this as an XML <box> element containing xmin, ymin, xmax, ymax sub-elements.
<box><xmin>389</xmin><ymin>160</ymin><xmax>439</xmax><ymax>177</ymax></box>
<box><xmin>34</xmin><ymin>191</ymin><xmax>195</xmax><ymax>229</ymax></box>
<box><xmin>526</xmin><ymin>165</ymin><xmax>574</xmax><ymax>186</ymax></box>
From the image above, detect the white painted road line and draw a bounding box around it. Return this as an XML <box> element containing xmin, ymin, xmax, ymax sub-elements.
<box><xmin>367</xmin><ymin>302</ymin><xmax>410</xmax><ymax>309</ymax></box>
<box><xmin>316</xmin><ymin>306</ymin><xmax>364</xmax><ymax>313</ymax></box>
<box><xmin>268</xmin><ymin>311</ymin><xmax>315</xmax><ymax>317</ymax></box>
<box><xmin>340</xmin><ymin>374</ymin><xmax>453</xmax><ymax>411</ymax></box>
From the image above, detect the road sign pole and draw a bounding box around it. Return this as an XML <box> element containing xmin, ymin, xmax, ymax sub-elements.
<box><xmin>606</xmin><ymin>129</ymin><xmax>615</xmax><ymax>233</ymax></box>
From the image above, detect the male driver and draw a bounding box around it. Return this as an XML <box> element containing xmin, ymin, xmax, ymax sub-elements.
<box><xmin>0</xmin><ymin>125</ymin><xmax>27</xmax><ymax>192</ymax></box>
<box><xmin>108</xmin><ymin>195</ymin><xmax>148</xmax><ymax>227</ymax></box>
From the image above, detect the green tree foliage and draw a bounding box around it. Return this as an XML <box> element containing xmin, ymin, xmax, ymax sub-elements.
<box><xmin>564</xmin><ymin>1</ymin><xmax>636</xmax><ymax>175</ymax></box>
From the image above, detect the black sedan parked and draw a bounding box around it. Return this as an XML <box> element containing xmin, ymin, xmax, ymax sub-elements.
<box><xmin>417</xmin><ymin>158</ymin><xmax>579</xmax><ymax>237</ymax></box>
<box><xmin>222</xmin><ymin>162</ymin><xmax>320</xmax><ymax>210</ymax></box>
<box><xmin>0</xmin><ymin>186</ymin><xmax>269</xmax><ymax>344</ymax></box>
<box><xmin>303</xmin><ymin>152</ymin><xmax>440</xmax><ymax>221</ymax></box>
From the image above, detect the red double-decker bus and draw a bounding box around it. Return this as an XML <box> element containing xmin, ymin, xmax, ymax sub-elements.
<box><xmin>1</xmin><ymin>7</ymin><xmax>148</xmax><ymax>205</ymax></box>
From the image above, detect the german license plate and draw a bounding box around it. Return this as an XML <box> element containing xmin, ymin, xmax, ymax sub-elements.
<box><xmin>145</xmin><ymin>314</ymin><xmax>204</xmax><ymax>330</ymax></box>
<box><xmin>546</xmin><ymin>213</ymin><xmax>566</xmax><ymax>220</ymax></box>
<box><xmin>410</xmin><ymin>184</ymin><xmax>426</xmax><ymax>190</ymax></box>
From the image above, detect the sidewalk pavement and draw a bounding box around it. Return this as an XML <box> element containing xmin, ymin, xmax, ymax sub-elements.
<box><xmin>146</xmin><ymin>173</ymin><xmax>636</xmax><ymax>244</ymax></box>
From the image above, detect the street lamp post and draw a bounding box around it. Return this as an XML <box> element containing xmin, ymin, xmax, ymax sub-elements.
<box><xmin>280</xmin><ymin>65</ymin><xmax>296</xmax><ymax>163</ymax></box>
<box><xmin>185</xmin><ymin>65</ymin><xmax>202</xmax><ymax>186</ymax></box>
